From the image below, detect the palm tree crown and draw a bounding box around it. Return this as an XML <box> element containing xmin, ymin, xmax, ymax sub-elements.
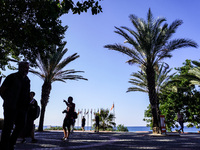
<box><xmin>30</xmin><ymin>44</ymin><xmax>87</xmax><ymax>83</ymax></box>
<box><xmin>105</xmin><ymin>9</ymin><xmax>197</xmax><ymax>68</ymax></box>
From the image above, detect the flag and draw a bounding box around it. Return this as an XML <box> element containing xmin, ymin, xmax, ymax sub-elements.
<box><xmin>86</xmin><ymin>109</ymin><xmax>89</xmax><ymax>114</ymax></box>
<box><xmin>110</xmin><ymin>103</ymin><xmax>114</xmax><ymax>111</ymax></box>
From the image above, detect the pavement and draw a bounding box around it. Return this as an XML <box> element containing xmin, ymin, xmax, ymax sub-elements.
<box><xmin>2</xmin><ymin>130</ymin><xmax>200</xmax><ymax>149</ymax></box>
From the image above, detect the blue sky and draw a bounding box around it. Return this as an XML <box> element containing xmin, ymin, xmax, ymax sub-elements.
<box><xmin>0</xmin><ymin>0</ymin><xmax>200</xmax><ymax>127</ymax></box>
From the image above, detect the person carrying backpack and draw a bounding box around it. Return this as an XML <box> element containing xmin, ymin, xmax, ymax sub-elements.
<box><xmin>21</xmin><ymin>91</ymin><xmax>39</xmax><ymax>143</ymax></box>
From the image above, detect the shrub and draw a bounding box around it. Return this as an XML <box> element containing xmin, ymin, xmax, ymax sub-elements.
<box><xmin>45</xmin><ymin>126</ymin><xmax>63</xmax><ymax>130</ymax></box>
<box><xmin>116</xmin><ymin>124</ymin><xmax>128</xmax><ymax>132</ymax></box>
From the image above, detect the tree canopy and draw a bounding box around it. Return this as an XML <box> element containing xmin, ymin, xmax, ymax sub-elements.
<box><xmin>0</xmin><ymin>0</ymin><xmax>102</xmax><ymax>71</ymax></box>
<box><xmin>144</xmin><ymin>60</ymin><xmax>200</xmax><ymax>131</ymax></box>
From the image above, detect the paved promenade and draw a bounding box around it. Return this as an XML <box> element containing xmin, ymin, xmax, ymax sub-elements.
<box><xmin>2</xmin><ymin>130</ymin><xmax>200</xmax><ymax>149</ymax></box>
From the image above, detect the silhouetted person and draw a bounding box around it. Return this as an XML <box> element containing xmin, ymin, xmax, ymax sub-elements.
<box><xmin>95</xmin><ymin>114</ymin><xmax>99</xmax><ymax>132</ymax></box>
<box><xmin>177</xmin><ymin>111</ymin><xmax>184</xmax><ymax>133</ymax></box>
<box><xmin>21</xmin><ymin>91</ymin><xmax>38</xmax><ymax>143</ymax></box>
<box><xmin>62</xmin><ymin>96</ymin><xmax>75</xmax><ymax>141</ymax></box>
<box><xmin>81</xmin><ymin>116</ymin><xmax>86</xmax><ymax>131</ymax></box>
<box><xmin>0</xmin><ymin>61</ymin><xmax>30</xmax><ymax>150</ymax></box>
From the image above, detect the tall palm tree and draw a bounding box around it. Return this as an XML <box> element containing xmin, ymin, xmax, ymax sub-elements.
<box><xmin>104</xmin><ymin>8</ymin><xmax>197</xmax><ymax>133</ymax></box>
<box><xmin>30</xmin><ymin>44</ymin><xmax>87</xmax><ymax>131</ymax></box>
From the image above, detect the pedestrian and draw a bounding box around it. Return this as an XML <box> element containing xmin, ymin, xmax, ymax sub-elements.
<box><xmin>62</xmin><ymin>96</ymin><xmax>75</xmax><ymax>141</ymax></box>
<box><xmin>0</xmin><ymin>61</ymin><xmax>30</xmax><ymax>150</ymax></box>
<box><xmin>177</xmin><ymin>111</ymin><xmax>184</xmax><ymax>133</ymax></box>
<box><xmin>21</xmin><ymin>91</ymin><xmax>39</xmax><ymax>143</ymax></box>
<box><xmin>81</xmin><ymin>116</ymin><xmax>86</xmax><ymax>131</ymax></box>
<box><xmin>95</xmin><ymin>113</ymin><xmax>99</xmax><ymax>132</ymax></box>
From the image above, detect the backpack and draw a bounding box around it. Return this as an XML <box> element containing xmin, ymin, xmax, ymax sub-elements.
<box><xmin>35</xmin><ymin>105</ymin><xmax>40</xmax><ymax>120</ymax></box>
<box><xmin>73</xmin><ymin>112</ymin><xmax>78</xmax><ymax>119</ymax></box>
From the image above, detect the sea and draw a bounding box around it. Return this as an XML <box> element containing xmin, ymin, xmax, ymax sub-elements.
<box><xmin>43</xmin><ymin>126</ymin><xmax>200</xmax><ymax>133</ymax></box>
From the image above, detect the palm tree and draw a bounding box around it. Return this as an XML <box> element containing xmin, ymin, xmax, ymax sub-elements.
<box><xmin>95</xmin><ymin>109</ymin><xmax>116</xmax><ymax>131</ymax></box>
<box><xmin>30</xmin><ymin>43</ymin><xmax>87</xmax><ymax>131</ymax></box>
<box><xmin>104</xmin><ymin>8</ymin><xmax>197</xmax><ymax>133</ymax></box>
<box><xmin>127</xmin><ymin>63</ymin><xmax>175</xmax><ymax>94</ymax></box>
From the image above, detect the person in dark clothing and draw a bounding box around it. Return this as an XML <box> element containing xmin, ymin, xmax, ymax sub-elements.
<box><xmin>21</xmin><ymin>91</ymin><xmax>38</xmax><ymax>143</ymax></box>
<box><xmin>95</xmin><ymin>113</ymin><xmax>99</xmax><ymax>132</ymax></box>
<box><xmin>177</xmin><ymin>111</ymin><xmax>184</xmax><ymax>133</ymax></box>
<box><xmin>81</xmin><ymin>116</ymin><xmax>86</xmax><ymax>131</ymax></box>
<box><xmin>0</xmin><ymin>61</ymin><xmax>30</xmax><ymax>150</ymax></box>
<box><xmin>62</xmin><ymin>96</ymin><xmax>75</xmax><ymax>141</ymax></box>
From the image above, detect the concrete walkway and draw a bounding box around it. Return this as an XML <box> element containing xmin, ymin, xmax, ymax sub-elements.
<box><xmin>4</xmin><ymin>131</ymin><xmax>200</xmax><ymax>149</ymax></box>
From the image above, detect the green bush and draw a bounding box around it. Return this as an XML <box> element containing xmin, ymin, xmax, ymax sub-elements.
<box><xmin>45</xmin><ymin>126</ymin><xmax>63</xmax><ymax>130</ymax></box>
<box><xmin>105</xmin><ymin>128</ymin><xmax>115</xmax><ymax>131</ymax></box>
<box><xmin>116</xmin><ymin>124</ymin><xmax>128</xmax><ymax>132</ymax></box>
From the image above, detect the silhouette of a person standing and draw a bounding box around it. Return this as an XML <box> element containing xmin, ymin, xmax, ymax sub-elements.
<box><xmin>0</xmin><ymin>61</ymin><xmax>30</xmax><ymax>150</ymax></box>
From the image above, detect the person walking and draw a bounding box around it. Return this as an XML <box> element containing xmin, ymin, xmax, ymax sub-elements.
<box><xmin>21</xmin><ymin>91</ymin><xmax>39</xmax><ymax>143</ymax></box>
<box><xmin>95</xmin><ymin>113</ymin><xmax>99</xmax><ymax>132</ymax></box>
<box><xmin>177</xmin><ymin>111</ymin><xmax>184</xmax><ymax>133</ymax></box>
<box><xmin>62</xmin><ymin>96</ymin><xmax>75</xmax><ymax>141</ymax></box>
<box><xmin>81</xmin><ymin>116</ymin><xmax>86</xmax><ymax>131</ymax></box>
<box><xmin>0</xmin><ymin>61</ymin><xmax>30</xmax><ymax>150</ymax></box>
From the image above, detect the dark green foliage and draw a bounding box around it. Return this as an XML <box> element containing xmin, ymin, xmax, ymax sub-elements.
<box><xmin>45</xmin><ymin>126</ymin><xmax>63</xmax><ymax>130</ymax></box>
<box><xmin>0</xmin><ymin>0</ymin><xmax>102</xmax><ymax>71</ymax></box>
<box><xmin>144</xmin><ymin>60</ymin><xmax>200</xmax><ymax>131</ymax></box>
<box><xmin>93</xmin><ymin>109</ymin><xmax>116</xmax><ymax>131</ymax></box>
<box><xmin>116</xmin><ymin>124</ymin><xmax>128</xmax><ymax>132</ymax></box>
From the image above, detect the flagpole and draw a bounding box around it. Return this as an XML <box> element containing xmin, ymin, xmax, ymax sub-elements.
<box><xmin>87</xmin><ymin>109</ymin><xmax>89</xmax><ymax>131</ymax></box>
<box><xmin>113</xmin><ymin>102</ymin><xmax>115</xmax><ymax>127</ymax></box>
<box><xmin>90</xmin><ymin>109</ymin><xmax>92</xmax><ymax>131</ymax></box>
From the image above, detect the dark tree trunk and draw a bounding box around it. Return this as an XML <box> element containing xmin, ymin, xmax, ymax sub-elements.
<box><xmin>38</xmin><ymin>81</ymin><xmax>51</xmax><ymax>131</ymax></box>
<box><xmin>146</xmin><ymin>65</ymin><xmax>161</xmax><ymax>134</ymax></box>
<box><xmin>38</xmin><ymin>105</ymin><xmax>46</xmax><ymax>131</ymax></box>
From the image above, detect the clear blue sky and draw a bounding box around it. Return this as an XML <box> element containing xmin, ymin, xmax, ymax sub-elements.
<box><xmin>0</xmin><ymin>0</ymin><xmax>200</xmax><ymax>127</ymax></box>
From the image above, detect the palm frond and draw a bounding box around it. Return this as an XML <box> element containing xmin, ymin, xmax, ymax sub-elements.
<box><xmin>30</xmin><ymin>43</ymin><xmax>87</xmax><ymax>84</ymax></box>
<box><xmin>104</xmin><ymin>44</ymin><xmax>145</xmax><ymax>65</ymax></box>
<box><xmin>127</xmin><ymin>87</ymin><xmax>148</xmax><ymax>93</ymax></box>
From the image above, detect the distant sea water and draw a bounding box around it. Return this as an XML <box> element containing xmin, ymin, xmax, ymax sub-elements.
<box><xmin>42</xmin><ymin>126</ymin><xmax>200</xmax><ymax>133</ymax></box>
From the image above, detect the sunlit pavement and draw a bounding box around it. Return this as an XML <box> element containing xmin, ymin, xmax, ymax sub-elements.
<box><xmin>1</xmin><ymin>130</ymin><xmax>200</xmax><ymax>149</ymax></box>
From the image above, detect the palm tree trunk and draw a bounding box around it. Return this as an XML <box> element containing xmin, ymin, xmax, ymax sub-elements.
<box><xmin>38</xmin><ymin>81</ymin><xmax>52</xmax><ymax>131</ymax></box>
<box><xmin>146</xmin><ymin>65</ymin><xmax>161</xmax><ymax>134</ymax></box>
<box><xmin>38</xmin><ymin>105</ymin><xmax>46</xmax><ymax>131</ymax></box>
